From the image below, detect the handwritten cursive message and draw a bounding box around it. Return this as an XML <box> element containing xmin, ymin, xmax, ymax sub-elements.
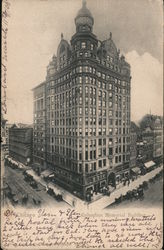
<box><xmin>2</xmin><ymin>0</ymin><xmax>10</xmax><ymax>115</ymax></box>
<box><xmin>2</xmin><ymin>208</ymin><xmax>163</xmax><ymax>249</ymax></box>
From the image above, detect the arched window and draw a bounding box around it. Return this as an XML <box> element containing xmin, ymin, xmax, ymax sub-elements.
<box><xmin>60</xmin><ymin>44</ymin><xmax>65</xmax><ymax>53</ymax></box>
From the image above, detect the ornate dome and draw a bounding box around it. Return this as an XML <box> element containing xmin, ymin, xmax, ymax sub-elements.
<box><xmin>154</xmin><ymin>117</ymin><xmax>161</xmax><ymax>128</ymax></box>
<box><xmin>75</xmin><ymin>0</ymin><xmax>94</xmax><ymax>31</ymax></box>
<box><xmin>102</xmin><ymin>33</ymin><xmax>117</xmax><ymax>57</ymax></box>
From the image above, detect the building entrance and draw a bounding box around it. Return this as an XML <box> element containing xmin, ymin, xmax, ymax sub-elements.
<box><xmin>93</xmin><ymin>182</ymin><xmax>100</xmax><ymax>193</ymax></box>
<box><xmin>108</xmin><ymin>172</ymin><xmax>116</xmax><ymax>187</ymax></box>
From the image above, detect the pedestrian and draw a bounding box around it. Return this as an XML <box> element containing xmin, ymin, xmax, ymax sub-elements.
<box><xmin>72</xmin><ymin>199</ymin><xmax>76</xmax><ymax>207</ymax></box>
<box><xmin>45</xmin><ymin>185</ymin><xmax>48</xmax><ymax>192</ymax></box>
<box><xmin>33</xmin><ymin>198</ymin><xmax>36</xmax><ymax>205</ymax></box>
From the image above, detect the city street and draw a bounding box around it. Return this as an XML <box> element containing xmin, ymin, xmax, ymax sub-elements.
<box><xmin>3</xmin><ymin>162</ymin><xmax>69</xmax><ymax>209</ymax></box>
<box><xmin>1</xmin><ymin>145</ymin><xmax>163</xmax><ymax>211</ymax></box>
<box><xmin>106</xmin><ymin>176</ymin><xmax>163</xmax><ymax>209</ymax></box>
<box><xmin>86</xmin><ymin>164</ymin><xmax>163</xmax><ymax>211</ymax></box>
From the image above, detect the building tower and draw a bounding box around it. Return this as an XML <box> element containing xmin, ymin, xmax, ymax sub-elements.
<box><xmin>33</xmin><ymin>1</ymin><xmax>131</xmax><ymax>200</ymax></box>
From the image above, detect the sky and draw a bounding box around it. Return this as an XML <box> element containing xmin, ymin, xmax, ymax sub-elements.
<box><xmin>3</xmin><ymin>0</ymin><xmax>163</xmax><ymax>124</ymax></box>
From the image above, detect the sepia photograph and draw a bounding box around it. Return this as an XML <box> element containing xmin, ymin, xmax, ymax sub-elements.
<box><xmin>1</xmin><ymin>0</ymin><xmax>163</xmax><ymax>249</ymax></box>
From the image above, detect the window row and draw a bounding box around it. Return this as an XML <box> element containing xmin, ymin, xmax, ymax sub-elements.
<box><xmin>74</xmin><ymin>41</ymin><xmax>94</xmax><ymax>50</ymax></box>
<box><xmin>47</xmin><ymin>71</ymin><xmax>130</xmax><ymax>88</ymax></box>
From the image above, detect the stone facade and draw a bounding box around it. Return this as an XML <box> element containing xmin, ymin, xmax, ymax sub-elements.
<box><xmin>137</xmin><ymin>115</ymin><xmax>163</xmax><ymax>165</ymax></box>
<box><xmin>9</xmin><ymin>125</ymin><xmax>33</xmax><ymax>165</ymax></box>
<box><xmin>33</xmin><ymin>1</ymin><xmax>131</xmax><ymax>199</ymax></box>
<box><xmin>130</xmin><ymin>122</ymin><xmax>138</xmax><ymax>168</ymax></box>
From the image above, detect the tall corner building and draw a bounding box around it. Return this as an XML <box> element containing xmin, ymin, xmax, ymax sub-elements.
<box><xmin>33</xmin><ymin>0</ymin><xmax>131</xmax><ymax>199</ymax></box>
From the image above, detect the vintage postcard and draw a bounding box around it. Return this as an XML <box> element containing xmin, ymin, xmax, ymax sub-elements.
<box><xmin>1</xmin><ymin>0</ymin><xmax>163</xmax><ymax>249</ymax></box>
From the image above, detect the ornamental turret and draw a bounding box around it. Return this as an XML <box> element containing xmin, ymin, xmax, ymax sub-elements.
<box><xmin>75</xmin><ymin>0</ymin><xmax>94</xmax><ymax>33</ymax></box>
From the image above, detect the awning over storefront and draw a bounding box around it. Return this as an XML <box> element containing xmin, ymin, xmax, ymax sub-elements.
<box><xmin>131</xmin><ymin>167</ymin><xmax>141</xmax><ymax>174</ymax></box>
<box><xmin>18</xmin><ymin>163</ymin><xmax>26</xmax><ymax>170</ymax></box>
<box><xmin>26</xmin><ymin>169</ymin><xmax>37</xmax><ymax>178</ymax></box>
<box><xmin>48</xmin><ymin>174</ymin><xmax>55</xmax><ymax>178</ymax></box>
<box><xmin>41</xmin><ymin>169</ymin><xmax>54</xmax><ymax>178</ymax></box>
<box><xmin>9</xmin><ymin>159</ymin><xmax>18</xmax><ymax>166</ymax></box>
<box><xmin>144</xmin><ymin>161</ymin><xmax>155</xmax><ymax>169</ymax></box>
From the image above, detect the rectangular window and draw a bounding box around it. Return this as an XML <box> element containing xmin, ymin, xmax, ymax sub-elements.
<box><xmin>85</xmin><ymin>128</ymin><xmax>88</xmax><ymax>135</ymax></box>
<box><xmin>81</xmin><ymin>42</ymin><xmax>86</xmax><ymax>48</ymax></box>
<box><xmin>84</xmin><ymin>66</ymin><xmax>88</xmax><ymax>72</ymax></box>
<box><xmin>85</xmin><ymin>151</ymin><xmax>88</xmax><ymax>160</ymax></box>
<box><xmin>99</xmin><ymin>160</ymin><xmax>102</xmax><ymax>168</ymax></box>
<box><xmin>85</xmin><ymin>164</ymin><xmax>88</xmax><ymax>172</ymax></box>
<box><xmin>79</xmin><ymin>164</ymin><xmax>82</xmax><ymax>172</ymax></box>
<box><xmin>102</xmin><ymin>73</ymin><xmax>105</xmax><ymax>79</ymax></box>
<box><xmin>109</xmin><ymin>147</ymin><xmax>113</xmax><ymax>155</ymax></box>
<box><xmin>79</xmin><ymin>66</ymin><xmax>82</xmax><ymax>73</ymax></box>
<box><xmin>85</xmin><ymin>76</ymin><xmax>89</xmax><ymax>83</ymax></box>
<box><xmin>79</xmin><ymin>128</ymin><xmax>82</xmax><ymax>136</ymax></box>
<box><xmin>109</xmin><ymin>128</ymin><xmax>113</xmax><ymax>135</ymax></box>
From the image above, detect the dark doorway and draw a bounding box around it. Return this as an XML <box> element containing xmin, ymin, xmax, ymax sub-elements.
<box><xmin>108</xmin><ymin>172</ymin><xmax>116</xmax><ymax>187</ymax></box>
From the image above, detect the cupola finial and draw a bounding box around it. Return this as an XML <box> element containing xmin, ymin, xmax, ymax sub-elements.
<box><xmin>82</xmin><ymin>0</ymin><xmax>86</xmax><ymax>7</ymax></box>
<box><xmin>61</xmin><ymin>33</ymin><xmax>63</xmax><ymax>40</ymax></box>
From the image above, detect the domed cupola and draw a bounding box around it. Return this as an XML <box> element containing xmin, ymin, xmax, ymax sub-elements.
<box><xmin>75</xmin><ymin>0</ymin><xmax>94</xmax><ymax>32</ymax></box>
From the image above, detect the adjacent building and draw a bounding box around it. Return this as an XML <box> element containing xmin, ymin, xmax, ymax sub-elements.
<box><xmin>1</xmin><ymin>115</ymin><xmax>7</xmax><ymax>146</ymax></box>
<box><xmin>136</xmin><ymin>114</ymin><xmax>163</xmax><ymax>171</ymax></box>
<box><xmin>9</xmin><ymin>124</ymin><xmax>33</xmax><ymax>165</ymax></box>
<box><xmin>3</xmin><ymin>123</ymin><xmax>13</xmax><ymax>148</ymax></box>
<box><xmin>130</xmin><ymin>122</ymin><xmax>138</xmax><ymax>168</ymax></box>
<box><xmin>33</xmin><ymin>83</ymin><xmax>46</xmax><ymax>168</ymax></box>
<box><xmin>153</xmin><ymin>117</ymin><xmax>163</xmax><ymax>160</ymax></box>
<box><xmin>33</xmin><ymin>1</ymin><xmax>131</xmax><ymax>199</ymax></box>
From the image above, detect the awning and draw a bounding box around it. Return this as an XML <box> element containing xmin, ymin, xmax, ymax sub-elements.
<box><xmin>144</xmin><ymin>161</ymin><xmax>155</xmax><ymax>169</ymax></box>
<box><xmin>18</xmin><ymin>163</ymin><xmax>26</xmax><ymax>169</ymax></box>
<box><xmin>26</xmin><ymin>169</ymin><xmax>36</xmax><ymax>178</ymax></box>
<box><xmin>48</xmin><ymin>174</ymin><xmax>55</xmax><ymax>178</ymax></box>
<box><xmin>131</xmin><ymin>167</ymin><xmax>141</xmax><ymax>174</ymax></box>
<box><xmin>10</xmin><ymin>160</ymin><xmax>18</xmax><ymax>166</ymax></box>
<box><xmin>41</xmin><ymin>169</ymin><xmax>54</xmax><ymax>178</ymax></box>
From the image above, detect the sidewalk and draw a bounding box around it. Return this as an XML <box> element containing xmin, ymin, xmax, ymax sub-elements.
<box><xmin>26</xmin><ymin>169</ymin><xmax>85</xmax><ymax>207</ymax></box>
<box><xmin>87</xmin><ymin>165</ymin><xmax>163</xmax><ymax>211</ymax></box>
<box><xmin>26</xmin><ymin>165</ymin><xmax>163</xmax><ymax>210</ymax></box>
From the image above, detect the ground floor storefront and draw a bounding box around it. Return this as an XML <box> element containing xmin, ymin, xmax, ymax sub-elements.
<box><xmin>29</xmin><ymin>158</ymin><xmax>161</xmax><ymax>202</ymax></box>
